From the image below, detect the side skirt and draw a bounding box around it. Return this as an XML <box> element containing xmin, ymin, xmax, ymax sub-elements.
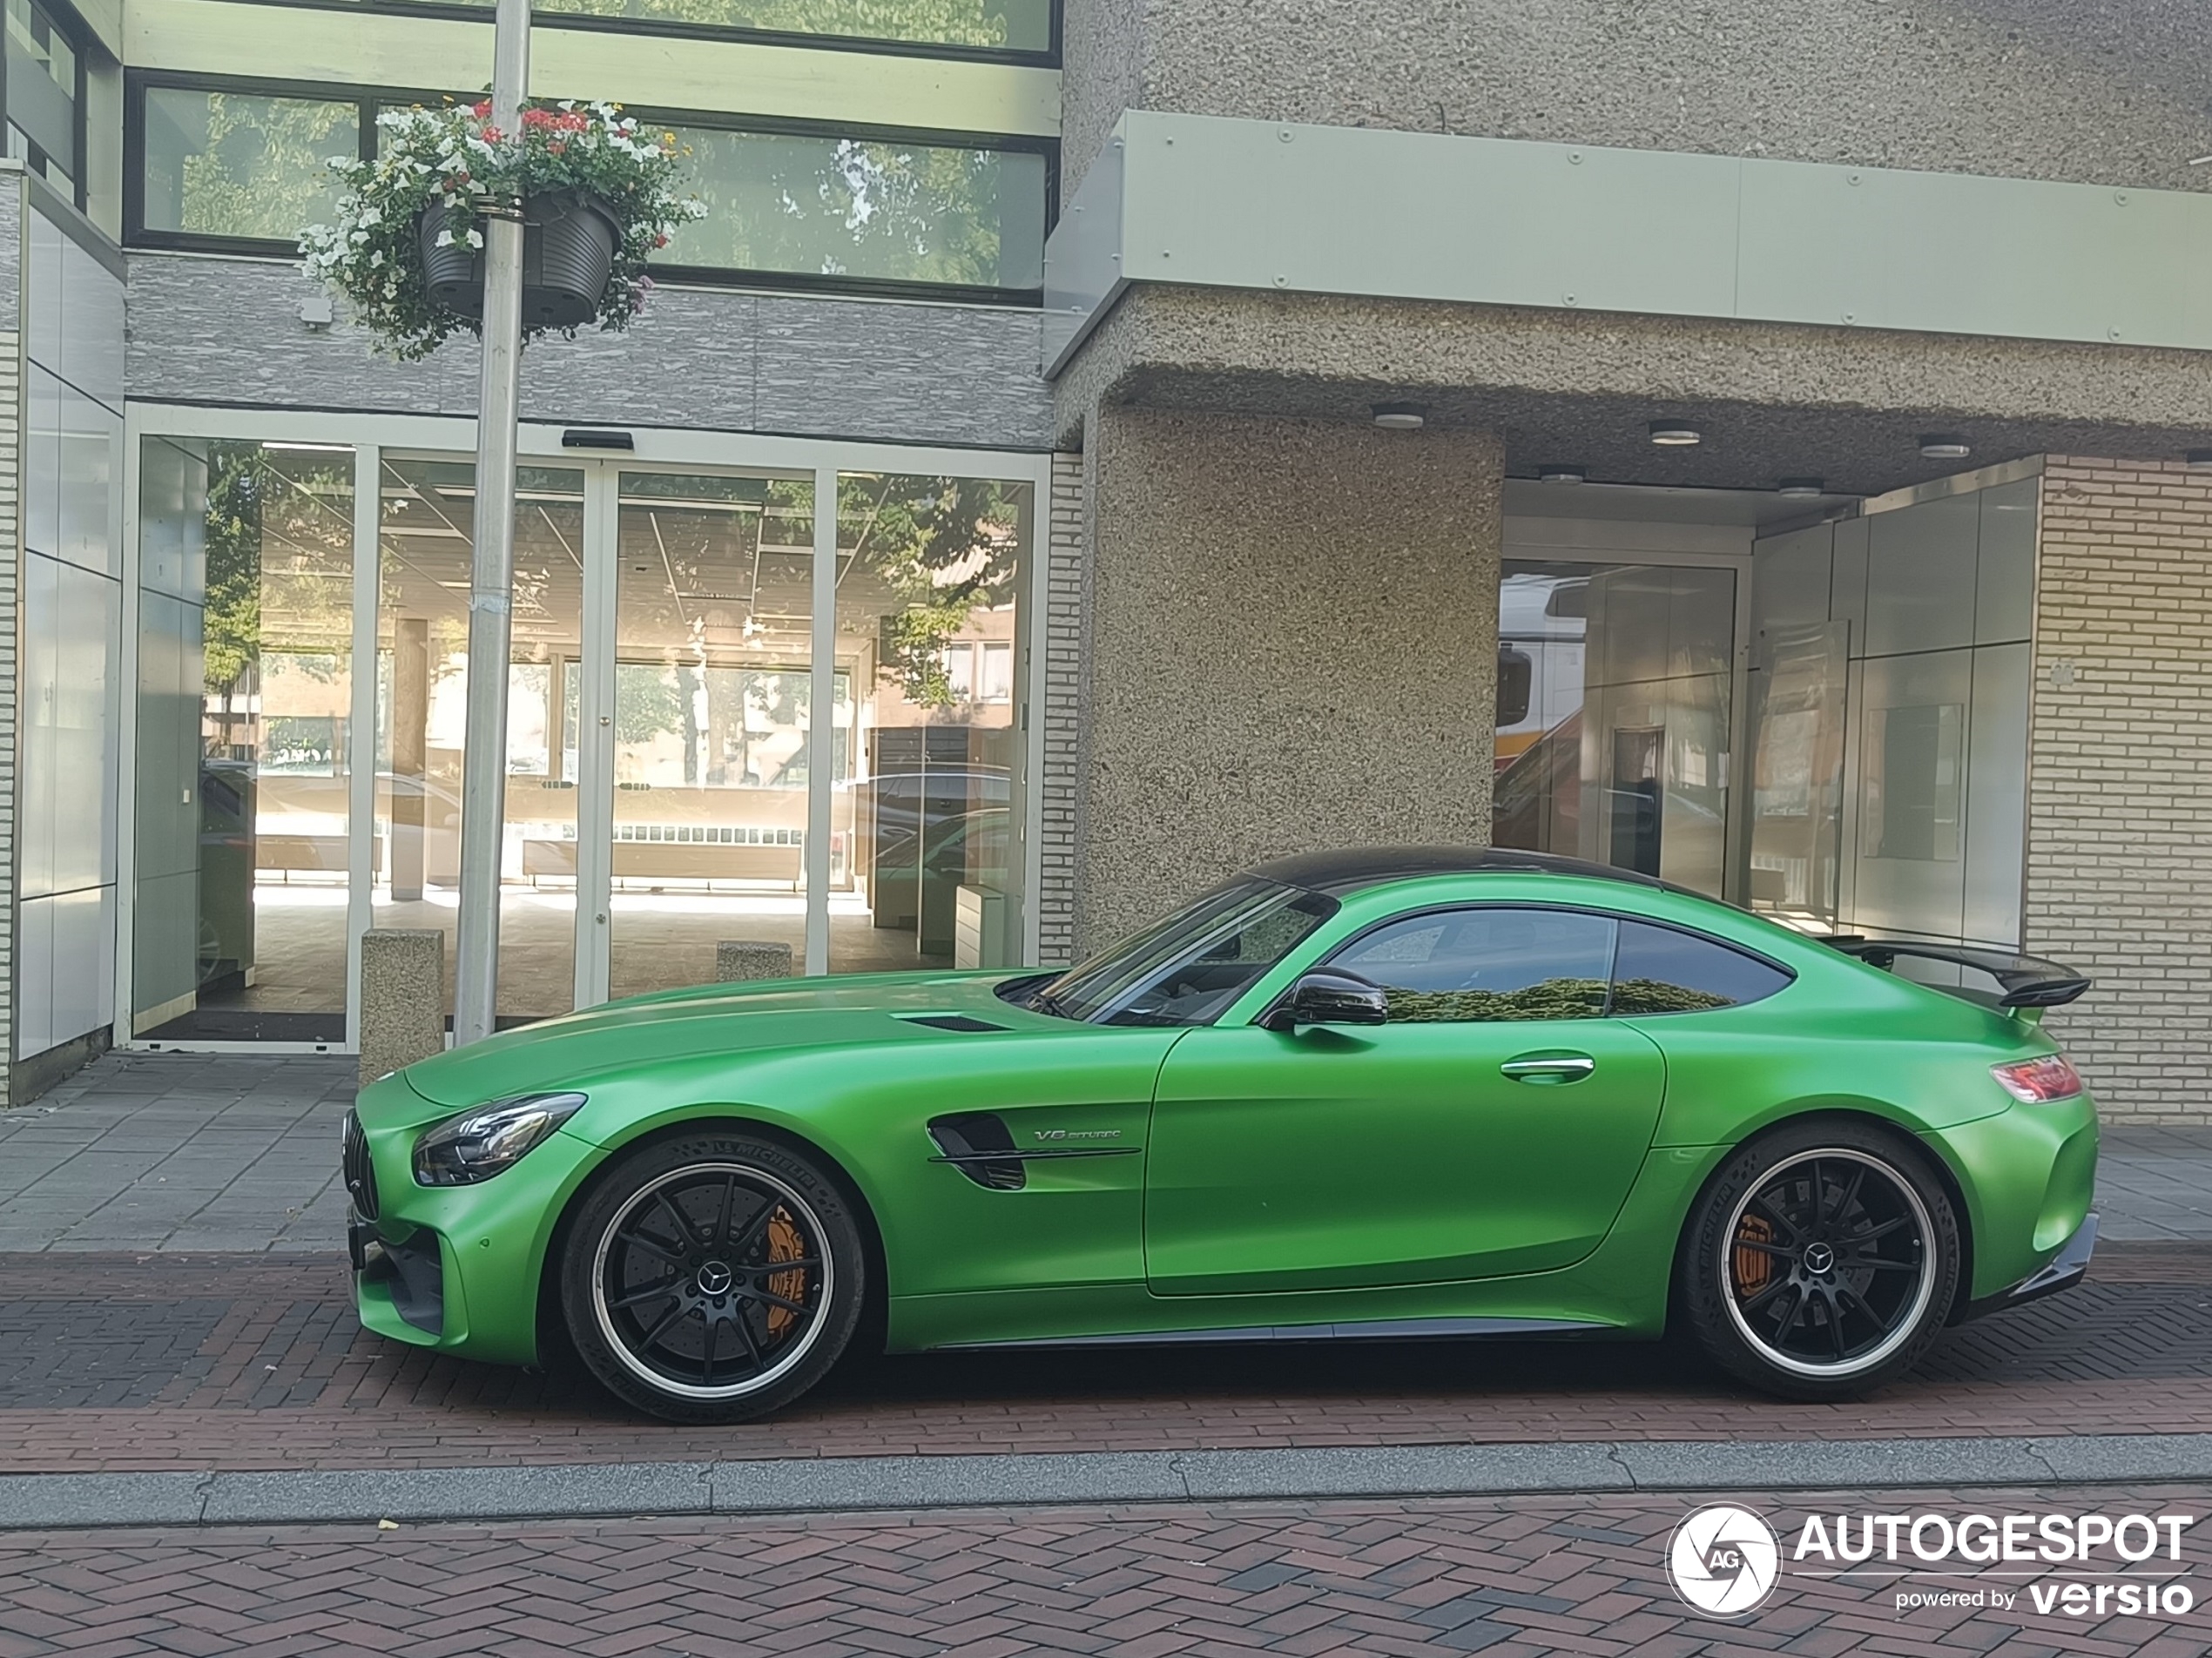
<box><xmin>930</xmin><ymin>1315</ymin><xmax>1613</xmax><ymax>1351</ymax></box>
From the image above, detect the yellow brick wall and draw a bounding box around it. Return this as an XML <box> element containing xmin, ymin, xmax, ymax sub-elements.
<box><xmin>2030</xmin><ymin>458</ymin><xmax>2212</xmax><ymax>1122</ymax></box>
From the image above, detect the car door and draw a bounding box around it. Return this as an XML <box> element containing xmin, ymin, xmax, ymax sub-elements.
<box><xmin>1144</xmin><ymin>905</ymin><xmax>1668</xmax><ymax>1297</ymax></box>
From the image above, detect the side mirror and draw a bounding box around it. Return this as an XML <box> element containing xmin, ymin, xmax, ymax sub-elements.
<box><xmin>1261</xmin><ymin>968</ymin><xmax>1389</xmax><ymax>1032</ymax></box>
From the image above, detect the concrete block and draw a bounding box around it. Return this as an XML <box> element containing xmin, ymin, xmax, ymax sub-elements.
<box><xmin>716</xmin><ymin>940</ymin><xmax>793</xmax><ymax>982</ymax></box>
<box><xmin>358</xmin><ymin>930</ymin><xmax>445</xmax><ymax>1086</ymax></box>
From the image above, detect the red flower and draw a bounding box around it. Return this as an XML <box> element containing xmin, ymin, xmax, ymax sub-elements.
<box><xmin>472</xmin><ymin>100</ymin><xmax>491</xmax><ymax>118</ymax></box>
<box><xmin>653</xmin><ymin>233</ymin><xmax>667</xmax><ymax>247</ymax></box>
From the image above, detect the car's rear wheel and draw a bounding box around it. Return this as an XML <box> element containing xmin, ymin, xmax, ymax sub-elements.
<box><xmin>560</xmin><ymin>1131</ymin><xmax>864</xmax><ymax>1423</ymax></box>
<box><xmin>1679</xmin><ymin>1121</ymin><xmax>1959</xmax><ymax>1400</ymax></box>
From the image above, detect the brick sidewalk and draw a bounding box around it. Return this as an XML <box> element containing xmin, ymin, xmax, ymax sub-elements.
<box><xmin>5</xmin><ymin>1486</ymin><xmax>2210</xmax><ymax>1657</ymax></box>
<box><xmin>3</xmin><ymin>1245</ymin><xmax>2212</xmax><ymax>1475</ymax></box>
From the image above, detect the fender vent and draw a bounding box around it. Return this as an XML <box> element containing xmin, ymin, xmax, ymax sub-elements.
<box><xmin>900</xmin><ymin>1014</ymin><xmax>1007</xmax><ymax>1034</ymax></box>
<box><xmin>927</xmin><ymin>1112</ymin><xmax>1026</xmax><ymax>1190</ymax></box>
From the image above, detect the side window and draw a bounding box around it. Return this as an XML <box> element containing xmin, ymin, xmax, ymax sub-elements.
<box><xmin>1611</xmin><ymin>920</ymin><xmax>1792</xmax><ymax>1014</ymax></box>
<box><xmin>1330</xmin><ymin>907</ymin><xmax>1617</xmax><ymax>1022</ymax></box>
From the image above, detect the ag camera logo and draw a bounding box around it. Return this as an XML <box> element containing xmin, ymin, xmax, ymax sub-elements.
<box><xmin>1668</xmin><ymin>1504</ymin><xmax>1782</xmax><ymax>1617</ymax></box>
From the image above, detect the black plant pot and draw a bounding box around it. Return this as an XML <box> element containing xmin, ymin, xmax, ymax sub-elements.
<box><xmin>419</xmin><ymin>190</ymin><xmax>623</xmax><ymax>330</ymax></box>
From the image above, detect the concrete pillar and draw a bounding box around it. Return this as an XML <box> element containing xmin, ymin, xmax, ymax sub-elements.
<box><xmin>359</xmin><ymin>928</ymin><xmax>446</xmax><ymax>1084</ymax></box>
<box><xmin>717</xmin><ymin>940</ymin><xmax>794</xmax><ymax>981</ymax></box>
<box><xmin>390</xmin><ymin>617</ymin><xmax>431</xmax><ymax>903</ymax></box>
<box><xmin>1075</xmin><ymin>408</ymin><xmax>1503</xmax><ymax>954</ymax></box>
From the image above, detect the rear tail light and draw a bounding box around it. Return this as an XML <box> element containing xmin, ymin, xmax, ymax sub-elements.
<box><xmin>1992</xmin><ymin>1055</ymin><xmax>2084</xmax><ymax>1103</ymax></box>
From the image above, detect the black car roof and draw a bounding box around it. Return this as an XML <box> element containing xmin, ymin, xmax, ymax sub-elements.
<box><xmin>1249</xmin><ymin>846</ymin><xmax>1669</xmax><ymax>899</ymax></box>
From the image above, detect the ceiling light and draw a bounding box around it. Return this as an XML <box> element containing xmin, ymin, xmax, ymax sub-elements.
<box><xmin>1537</xmin><ymin>463</ymin><xmax>1587</xmax><ymax>484</ymax></box>
<box><xmin>1648</xmin><ymin>421</ymin><xmax>1701</xmax><ymax>446</ymax></box>
<box><xmin>1777</xmin><ymin>476</ymin><xmax>1825</xmax><ymax>498</ymax></box>
<box><xmin>1371</xmin><ymin>401</ymin><xmax>1426</xmax><ymax>430</ymax></box>
<box><xmin>2187</xmin><ymin>449</ymin><xmax>2212</xmax><ymax>468</ymax></box>
<box><xmin>1919</xmin><ymin>435</ymin><xmax>1972</xmax><ymax>460</ymax></box>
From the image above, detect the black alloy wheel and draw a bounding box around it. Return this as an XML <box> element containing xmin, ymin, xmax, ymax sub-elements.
<box><xmin>562</xmin><ymin>1132</ymin><xmax>866</xmax><ymax>1423</ymax></box>
<box><xmin>1680</xmin><ymin>1120</ymin><xmax>1959</xmax><ymax>1400</ymax></box>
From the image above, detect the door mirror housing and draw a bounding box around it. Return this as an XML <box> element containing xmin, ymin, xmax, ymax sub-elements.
<box><xmin>1261</xmin><ymin>968</ymin><xmax>1389</xmax><ymax>1032</ymax></box>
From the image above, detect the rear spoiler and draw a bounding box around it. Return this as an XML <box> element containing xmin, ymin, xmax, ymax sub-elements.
<box><xmin>1818</xmin><ymin>937</ymin><xmax>2091</xmax><ymax>1011</ymax></box>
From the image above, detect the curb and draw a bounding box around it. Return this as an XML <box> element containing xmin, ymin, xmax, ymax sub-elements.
<box><xmin>8</xmin><ymin>1434</ymin><xmax>2212</xmax><ymax>1530</ymax></box>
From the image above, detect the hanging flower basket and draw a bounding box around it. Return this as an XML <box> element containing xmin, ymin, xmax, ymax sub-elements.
<box><xmin>301</xmin><ymin>100</ymin><xmax>705</xmax><ymax>362</ymax></box>
<box><xmin>418</xmin><ymin>189</ymin><xmax>623</xmax><ymax>329</ymax></box>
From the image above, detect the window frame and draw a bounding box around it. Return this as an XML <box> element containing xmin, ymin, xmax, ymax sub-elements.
<box><xmin>155</xmin><ymin>0</ymin><xmax>1060</xmax><ymax>70</ymax></box>
<box><xmin>125</xmin><ymin>71</ymin><xmax>397</xmax><ymax>256</ymax></box>
<box><xmin>631</xmin><ymin>103</ymin><xmax>1056</xmax><ymax>307</ymax></box>
<box><xmin>124</xmin><ymin>71</ymin><xmax>1059</xmax><ymax>307</ymax></box>
<box><xmin>1301</xmin><ymin>900</ymin><xmax>1797</xmax><ymax>1025</ymax></box>
<box><xmin>3</xmin><ymin>0</ymin><xmax>92</xmax><ymax>210</ymax></box>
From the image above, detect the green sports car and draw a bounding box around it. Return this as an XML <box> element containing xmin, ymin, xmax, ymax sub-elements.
<box><xmin>343</xmin><ymin>848</ymin><xmax>2100</xmax><ymax>1421</ymax></box>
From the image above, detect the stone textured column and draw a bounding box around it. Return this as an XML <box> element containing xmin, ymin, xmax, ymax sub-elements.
<box><xmin>359</xmin><ymin>929</ymin><xmax>446</xmax><ymax>1085</ymax></box>
<box><xmin>716</xmin><ymin>940</ymin><xmax>794</xmax><ymax>981</ymax></box>
<box><xmin>1074</xmin><ymin>407</ymin><xmax>1503</xmax><ymax>954</ymax></box>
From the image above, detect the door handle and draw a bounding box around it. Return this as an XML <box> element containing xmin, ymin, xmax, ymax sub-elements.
<box><xmin>1500</xmin><ymin>1054</ymin><xmax>1596</xmax><ymax>1084</ymax></box>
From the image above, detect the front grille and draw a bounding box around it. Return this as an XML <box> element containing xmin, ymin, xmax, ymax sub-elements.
<box><xmin>341</xmin><ymin>1110</ymin><xmax>381</xmax><ymax>1220</ymax></box>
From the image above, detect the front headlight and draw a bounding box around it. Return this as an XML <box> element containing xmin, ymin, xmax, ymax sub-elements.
<box><xmin>412</xmin><ymin>1093</ymin><xmax>587</xmax><ymax>1186</ymax></box>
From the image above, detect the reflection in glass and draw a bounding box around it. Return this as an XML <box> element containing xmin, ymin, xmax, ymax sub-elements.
<box><xmin>1332</xmin><ymin>908</ymin><xmax>1615</xmax><ymax>1023</ymax></box>
<box><xmin>372</xmin><ymin>0</ymin><xmax>1053</xmax><ymax>54</ymax></box>
<box><xmin>1864</xmin><ymin>703</ymin><xmax>1964</xmax><ymax>862</ymax></box>
<box><xmin>664</xmin><ymin>128</ymin><xmax>1048</xmax><ymax>291</ymax></box>
<box><xmin>1609</xmin><ymin>920</ymin><xmax>1791</xmax><ymax>1014</ymax></box>
<box><xmin>140</xmin><ymin>88</ymin><xmax>358</xmax><ymax>243</ymax></box>
<box><xmin>833</xmin><ymin>472</ymin><xmax>1028</xmax><ymax>973</ymax></box>
<box><xmin>609</xmin><ymin>473</ymin><xmax>816</xmax><ymax>999</ymax></box>
<box><xmin>1745</xmin><ymin>621</ymin><xmax>1848</xmax><ymax>926</ymax></box>
<box><xmin>1492</xmin><ymin>561</ymin><xmax>1736</xmax><ymax>896</ymax></box>
<box><xmin>374</xmin><ymin>459</ymin><xmax>584</xmax><ymax>1024</ymax></box>
<box><xmin>132</xmin><ymin>438</ymin><xmax>354</xmax><ymax>1041</ymax></box>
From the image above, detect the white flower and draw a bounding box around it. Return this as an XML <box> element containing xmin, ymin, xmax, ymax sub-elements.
<box><xmin>464</xmin><ymin>229</ymin><xmax>484</xmax><ymax>249</ymax></box>
<box><xmin>368</xmin><ymin>249</ymin><xmax>384</xmax><ymax>267</ymax></box>
<box><xmin>435</xmin><ymin>229</ymin><xmax>455</xmax><ymax>247</ymax></box>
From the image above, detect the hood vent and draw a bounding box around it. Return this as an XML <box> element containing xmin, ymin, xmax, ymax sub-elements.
<box><xmin>899</xmin><ymin>1014</ymin><xmax>1007</xmax><ymax>1034</ymax></box>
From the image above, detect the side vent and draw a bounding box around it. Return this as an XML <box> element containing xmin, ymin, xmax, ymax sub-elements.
<box><xmin>900</xmin><ymin>1014</ymin><xmax>1008</xmax><ymax>1034</ymax></box>
<box><xmin>927</xmin><ymin>1112</ymin><xmax>1026</xmax><ymax>1190</ymax></box>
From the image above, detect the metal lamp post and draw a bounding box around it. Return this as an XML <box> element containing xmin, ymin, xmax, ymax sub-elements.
<box><xmin>453</xmin><ymin>0</ymin><xmax>532</xmax><ymax>1048</ymax></box>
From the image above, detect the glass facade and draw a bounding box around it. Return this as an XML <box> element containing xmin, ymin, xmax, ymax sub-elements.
<box><xmin>126</xmin><ymin>432</ymin><xmax>1036</xmax><ymax>1043</ymax></box>
<box><xmin>831</xmin><ymin>471</ymin><xmax>1030</xmax><ymax>972</ymax></box>
<box><xmin>1492</xmin><ymin>560</ymin><xmax>1737</xmax><ymax>897</ymax></box>
<box><xmin>127</xmin><ymin>83</ymin><xmax>1053</xmax><ymax>295</ymax></box>
<box><xmin>138</xmin><ymin>86</ymin><xmax>359</xmax><ymax>243</ymax></box>
<box><xmin>134</xmin><ymin>439</ymin><xmax>356</xmax><ymax>1041</ymax></box>
<box><xmin>666</xmin><ymin>126</ymin><xmax>1049</xmax><ymax>290</ymax></box>
<box><xmin>1744</xmin><ymin>476</ymin><xmax>2034</xmax><ymax>950</ymax></box>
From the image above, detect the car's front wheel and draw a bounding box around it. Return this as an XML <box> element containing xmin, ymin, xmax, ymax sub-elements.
<box><xmin>1679</xmin><ymin>1121</ymin><xmax>1959</xmax><ymax>1400</ymax></box>
<box><xmin>560</xmin><ymin>1130</ymin><xmax>865</xmax><ymax>1423</ymax></box>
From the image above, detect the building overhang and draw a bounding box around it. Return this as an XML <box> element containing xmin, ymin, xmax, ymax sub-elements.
<box><xmin>1043</xmin><ymin>111</ymin><xmax>2212</xmax><ymax>378</ymax></box>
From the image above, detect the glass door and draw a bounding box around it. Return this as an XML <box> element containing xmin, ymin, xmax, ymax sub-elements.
<box><xmin>600</xmin><ymin>470</ymin><xmax>818</xmax><ymax>1000</ymax></box>
<box><xmin>372</xmin><ymin>456</ymin><xmax>585</xmax><ymax>1027</ymax></box>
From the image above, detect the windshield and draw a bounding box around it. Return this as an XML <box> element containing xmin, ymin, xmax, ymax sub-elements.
<box><xmin>1022</xmin><ymin>879</ymin><xmax>1338</xmax><ymax>1027</ymax></box>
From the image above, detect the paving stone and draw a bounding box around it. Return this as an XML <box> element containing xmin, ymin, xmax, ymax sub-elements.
<box><xmin>7</xmin><ymin>1489</ymin><xmax>2212</xmax><ymax>1658</ymax></box>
